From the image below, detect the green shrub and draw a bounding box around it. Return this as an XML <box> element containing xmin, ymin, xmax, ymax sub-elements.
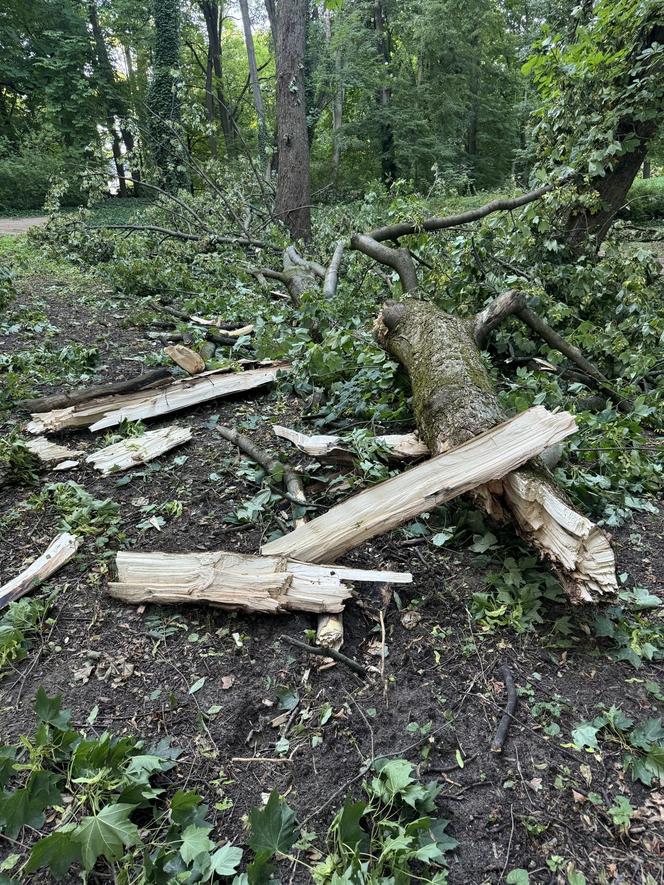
<box><xmin>0</xmin><ymin>147</ymin><xmax>85</xmax><ymax>211</ymax></box>
<box><xmin>625</xmin><ymin>176</ymin><xmax>664</xmax><ymax>222</ymax></box>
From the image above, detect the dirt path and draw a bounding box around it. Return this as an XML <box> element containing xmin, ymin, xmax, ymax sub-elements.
<box><xmin>0</xmin><ymin>215</ymin><xmax>47</xmax><ymax>236</ymax></box>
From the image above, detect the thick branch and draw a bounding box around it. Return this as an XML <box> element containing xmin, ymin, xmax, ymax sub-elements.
<box><xmin>351</xmin><ymin>234</ymin><xmax>418</xmax><ymax>293</ymax></box>
<box><xmin>366</xmin><ymin>183</ymin><xmax>554</xmax><ymax>242</ymax></box>
<box><xmin>19</xmin><ymin>368</ymin><xmax>171</xmax><ymax>413</ymax></box>
<box><xmin>285</xmin><ymin>245</ymin><xmax>326</xmax><ymax>279</ymax></box>
<box><xmin>323</xmin><ymin>241</ymin><xmax>345</xmax><ymax>300</ymax></box>
<box><xmin>474</xmin><ymin>290</ymin><xmax>527</xmax><ymax>348</ymax></box>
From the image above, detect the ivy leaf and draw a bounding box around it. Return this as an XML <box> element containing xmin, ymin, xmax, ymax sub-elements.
<box><xmin>25</xmin><ymin>829</ymin><xmax>82</xmax><ymax>880</ymax></box>
<box><xmin>644</xmin><ymin>745</ymin><xmax>664</xmax><ymax>783</ymax></box>
<box><xmin>73</xmin><ymin>803</ymin><xmax>141</xmax><ymax>870</ymax></box>
<box><xmin>34</xmin><ymin>688</ymin><xmax>70</xmax><ymax>730</ymax></box>
<box><xmin>0</xmin><ymin>748</ymin><xmax>16</xmax><ymax>789</ymax></box>
<box><xmin>0</xmin><ymin>770</ymin><xmax>61</xmax><ymax>838</ymax></box>
<box><xmin>470</xmin><ymin>531</ymin><xmax>498</xmax><ymax>553</ymax></box>
<box><xmin>248</xmin><ymin>790</ymin><xmax>298</xmax><ymax>856</ymax></box>
<box><xmin>373</xmin><ymin>759</ymin><xmax>414</xmax><ymax>799</ymax></box>
<box><xmin>209</xmin><ymin>842</ymin><xmax>243</xmax><ymax>876</ymax></box>
<box><xmin>179</xmin><ymin>824</ymin><xmax>214</xmax><ymax>865</ymax></box>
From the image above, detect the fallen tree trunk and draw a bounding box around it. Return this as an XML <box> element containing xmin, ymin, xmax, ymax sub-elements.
<box><xmin>262</xmin><ymin>406</ymin><xmax>577</xmax><ymax>564</ymax></box>
<box><xmin>108</xmin><ymin>550</ymin><xmax>412</xmax><ymax>614</ymax></box>
<box><xmin>376</xmin><ymin>298</ymin><xmax>617</xmax><ymax>602</ymax></box>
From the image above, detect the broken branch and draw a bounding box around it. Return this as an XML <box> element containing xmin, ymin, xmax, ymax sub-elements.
<box><xmin>490</xmin><ymin>665</ymin><xmax>518</xmax><ymax>753</ymax></box>
<box><xmin>280</xmin><ymin>634</ymin><xmax>367</xmax><ymax>677</ymax></box>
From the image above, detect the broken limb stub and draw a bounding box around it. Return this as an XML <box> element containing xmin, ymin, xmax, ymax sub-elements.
<box><xmin>376</xmin><ymin>297</ymin><xmax>617</xmax><ymax>603</ymax></box>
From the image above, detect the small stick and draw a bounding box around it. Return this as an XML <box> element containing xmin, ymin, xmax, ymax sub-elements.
<box><xmin>280</xmin><ymin>634</ymin><xmax>366</xmax><ymax>677</ymax></box>
<box><xmin>490</xmin><ymin>665</ymin><xmax>517</xmax><ymax>753</ymax></box>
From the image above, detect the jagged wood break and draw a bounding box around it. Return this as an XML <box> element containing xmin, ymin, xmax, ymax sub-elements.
<box><xmin>262</xmin><ymin>406</ymin><xmax>580</xmax><ymax>579</ymax></box>
<box><xmin>108</xmin><ymin>550</ymin><xmax>412</xmax><ymax>615</ymax></box>
<box><xmin>26</xmin><ymin>365</ymin><xmax>289</xmax><ymax>434</ymax></box>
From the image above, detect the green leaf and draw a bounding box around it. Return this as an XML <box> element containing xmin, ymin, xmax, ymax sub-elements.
<box><xmin>0</xmin><ymin>748</ymin><xmax>16</xmax><ymax>788</ymax></box>
<box><xmin>248</xmin><ymin>790</ymin><xmax>298</xmax><ymax>856</ymax></box>
<box><xmin>188</xmin><ymin>676</ymin><xmax>206</xmax><ymax>694</ymax></box>
<box><xmin>25</xmin><ymin>829</ymin><xmax>82</xmax><ymax>880</ymax></box>
<box><xmin>607</xmin><ymin>795</ymin><xmax>633</xmax><ymax>827</ymax></box>
<box><xmin>334</xmin><ymin>796</ymin><xmax>368</xmax><ymax>851</ymax></box>
<box><xmin>630</xmin><ymin>718</ymin><xmax>664</xmax><ymax>751</ymax></box>
<box><xmin>644</xmin><ymin>745</ymin><xmax>664</xmax><ymax>783</ymax></box>
<box><xmin>73</xmin><ymin>803</ymin><xmax>141</xmax><ymax>870</ymax></box>
<box><xmin>470</xmin><ymin>531</ymin><xmax>498</xmax><ymax>553</ymax></box>
<box><xmin>209</xmin><ymin>842</ymin><xmax>243</xmax><ymax>876</ymax></box>
<box><xmin>373</xmin><ymin>759</ymin><xmax>414</xmax><ymax>799</ymax></box>
<box><xmin>179</xmin><ymin>824</ymin><xmax>214</xmax><ymax>865</ymax></box>
<box><xmin>34</xmin><ymin>688</ymin><xmax>70</xmax><ymax>730</ymax></box>
<box><xmin>0</xmin><ymin>770</ymin><xmax>61</xmax><ymax>838</ymax></box>
<box><xmin>571</xmin><ymin>722</ymin><xmax>600</xmax><ymax>750</ymax></box>
<box><xmin>506</xmin><ymin>871</ymin><xmax>530</xmax><ymax>885</ymax></box>
<box><xmin>170</xmin><ymin>790</ymin><xmax>204</xmax><ymax>827</ymax></box>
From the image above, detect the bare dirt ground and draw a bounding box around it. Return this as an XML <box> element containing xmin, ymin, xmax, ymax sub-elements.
<box><xmin>0</xmin><ymin>248</ymin><xmax>663</xmax><ymax>884</ymax></box>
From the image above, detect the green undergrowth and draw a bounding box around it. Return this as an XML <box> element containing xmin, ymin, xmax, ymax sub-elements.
<box><xmin>0</xmin><ymin>691</ymin><xmax>458</xmax><ymax>883</ymax></box>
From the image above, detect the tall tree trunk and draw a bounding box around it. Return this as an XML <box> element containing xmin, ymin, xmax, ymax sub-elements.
<box><xmin>642</xmin><ymin>157</ymin><xmax>651</xmax><ymax>180</ymax></box>
<box><xmin>239</xmin><ymin>0</ymin><xmax>267</xmax><ymax>162</ymax></box>
<box><xmin>147</xmin><ymin>0</ymin><xmax>189</xmax><ymax>192</ymax></box>
<box><xmin>205</xmin><ymin>53</ymin><xmax>219</xmax><ymax>157</ymax></box>
<box><xmin>200</xmin><ymin>1</ymin><xmax>236</xmax><ymax>156</ymax></box>
<box><xmin>274</xmin><ymin>0</ymin><xmax>311</xmax><ymax>241</ymax></box>
<box><xmin>373</xmin><ymin>0</ymin><xmax>396</xmax><ymax>183</ymax></box>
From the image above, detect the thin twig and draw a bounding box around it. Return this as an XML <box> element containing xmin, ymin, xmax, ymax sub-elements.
<box><xmin>280</xmin><ymin>635</ymin><xmax>366</xmax><ymax>677</ymax></box>
<box><xmin>490</xmin><ymin>665</ymin><xmax>518</xmax><ymax>753</ymax></box>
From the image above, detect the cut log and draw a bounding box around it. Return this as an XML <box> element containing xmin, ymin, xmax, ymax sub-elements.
<box><xmin>273</xmin><ymin>425</ymin><xmax>428</xmax><ymax>462</ymax></box>
<box><xmin>107</xmin><ymin>550</ymin><xmax>412</xmax><ymax>615</ymax></box>
<box><xmin>19</xmin><ymin>368</ymin><xmax>171</xmax><ymax>413</ymax></box>
<box><xmin>0</xmin><ymin>533</ymin><xmax>80</xmax><ymax>609</ymax></box>
<box><xmin>262</xmin><ymin>406</ymin><xmax>577</xmax><ymax>564</ymax></box>
<box><xmin>376</xmin><ymin>298</ymin><xmax>617</xmax><ymax>603</ymax></box>
<box><xmin>24</xmin><ymin>436</ymin><xmax>83</xmax><ymax>464</ymax></box>
<box><xmin>316</xmin><ymin>614</ymin><xmax>344</xmax><ymax>650</ymax></box>
<box><xmin>164</xmin><ymin>345</ymin><xmax>206</xmax><ymax>375</ymax></box>
<box><xmin>86</xmin><ymin>426</ymin><xmax>192</xmax><ymax>475</ymax></box>
<box><xmin>26</xmin><ymin>365</ymin><xmax>289</xmax><ymax>434</ymax></box>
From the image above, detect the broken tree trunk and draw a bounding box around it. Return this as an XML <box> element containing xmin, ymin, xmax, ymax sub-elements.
<box><xmin>26</xmin><ymin>365</ymin><xmax>289</xmax><ymax>434</ymax></box>
<box><xmin>262</xmin><ymin>406</ymin><xmax>577</xmax><ymax>564</ymax></box>
<box><xmin>376</xmin><ymin>298</ymin><xmax>617</xmax><ymax>602</ymax></box>
<box><xmin>108</xmin><ymin>550</ymin><xmax>412</xmax><ymax>614</ymax></box>
<box><xmin>86</xmin><ymin>426</ymin><xmax>192</xmax><ymax>475</ymax></box>
<box><xmin>0</xmin><ymin>533</ymin><xmax>80</xmax><ymax>609</ymax></box>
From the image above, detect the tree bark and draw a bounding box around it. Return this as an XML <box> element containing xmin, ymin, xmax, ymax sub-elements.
<box><xmin>376</xmin><ymin>298</ymin><xmax>617</xmax><ymax>603</ymax></box>
<box><xmin>274</xmin><ymin>0</ymin><xmax>312</xmax><ymax>241</ymax></box>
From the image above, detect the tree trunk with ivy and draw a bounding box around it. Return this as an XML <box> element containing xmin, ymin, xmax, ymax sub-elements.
<box><xmin>147</xmin><ymin>0</ymin><xmax>189</xmax><ymax>193</ymax></box>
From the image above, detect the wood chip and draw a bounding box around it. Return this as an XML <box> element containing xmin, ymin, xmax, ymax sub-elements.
<box><xmin>86</xmin><ymin>426</ymin><xmax>192</xmax><ymax>475</ymax></box>
<box><xmin>164</xmin><ymin>344</ymin><xmax>206</xmax><ymax>375</ymax></box>
<box><xmin>0</xmin><ymin>533</ymin><xmax>80</xmax><ymax>609</ymax></box>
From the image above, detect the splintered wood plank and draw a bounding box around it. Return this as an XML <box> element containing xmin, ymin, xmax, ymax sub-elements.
<box><xmin>502</xmin><ymin>472</ymin><xmax>617</xmax><ymax>602</ymax></box>
<box><xmin>273</xmin><ymin>425</ymin><xmax>428</xmax><ymax>461</ymax></box>
<box><xmin>262</xmin><ymin>406</ymin><xmax>577</xmax><ymax>563</ymax></box>
<box><xmin>86</xmin><ymin>426</ymin><xmax>192</xmax><ymax>475</ymax></box>
<box><xmin>24</xmin><ymin>436</ymin><xmax>83</xmax><ymax>463</ymax></box>
<box><xmin>26</xmin><ymin>364</ymin><xmax>289</xmax><ymax>434</ymax></box>
<box><xmin>107</xmin><ymin>550</ymin><xmax>412</xmax><ymax>615</ymax></box>
<box><xmin>164</xmin><ymin>345</ymin><xmax>206</xmax><ymax>375</ymax></box>
<box><xmin>0</xmin><ymin>533</ymin><xmax>80</xmax><ymax>609</ymax></box>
